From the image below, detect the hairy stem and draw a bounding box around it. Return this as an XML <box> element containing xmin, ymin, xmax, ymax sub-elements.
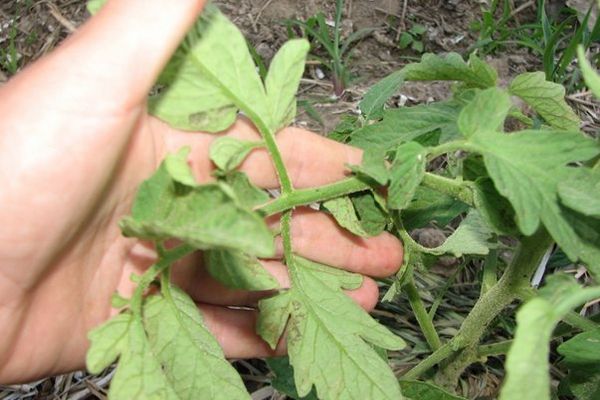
<box><xmin>421</xmin><ymin>174</ymin><xmax>475</xmax><ymax>207</ymax></box>
<box><xmin>258</xmin><ymin>176</ymin><xmax>369</xmax><ymax>216</ymax></box>
<box><xmin>434</xmin><ymin>229</ymin><xmax>553</xmax><ymax>387</ymax></box>
<box><xmin>405</xmin><ymin>275</ymin><xmax>442</xmax><ymax>351</ymax></box>
<box><xmin>480</xmin><ymin>250</ymin><xmax>498</xmax><ymax>297</ymax></box>
<box><xmin>403</xmin><ymin>229</ymin><xmax>553</xmax><ymax>384</ymax></box>
<box><xmin>259</xmin><ymin>172</ymin><xmax>475</xmax><ymax>217</ymax></box>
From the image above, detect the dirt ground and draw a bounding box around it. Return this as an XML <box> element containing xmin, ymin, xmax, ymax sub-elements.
<box><xmin>0</xmin><ymin>1</ymin><xmax>598</xmax><ymax>399</ymax></box>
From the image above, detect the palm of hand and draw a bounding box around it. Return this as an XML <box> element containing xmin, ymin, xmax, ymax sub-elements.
<box><xmin>0</xmin><ymin>0</ymin><xmax>402</xmax><ymax>384</ymax></box>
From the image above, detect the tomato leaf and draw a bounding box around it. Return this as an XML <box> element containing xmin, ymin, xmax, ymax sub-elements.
<box><xmin>120</xmin><ymin>162</ymin><xmax>274</xmax><ymax>257</ymax></box>
<box><xmin>509</xmin><ymin>71</ymin><xmax>580</xmax><ymax>131</ymax></box>
<box><xmin>359</xmin><ymin>70</ymin><xmax>405</xmax><ymax>120</ymax></box>
<box><xmin>500</xmin><ymin>275</ymin><xmax>600</xmax><ymax>400</ymax></box>
<box><xmin>142</xmin><ymin>286</ymin><xmax>250</xmax><ymax>399</ymax></box>
<box><xmin>558</xmin><ymin>168</ymin><xmax>600</xmax><ymax>218</ymax></box>
<box><xmin>257</xmin><ymin>256</ymin><xmax>405</xmax><ymax>399</ymax></box>
<box><xmin>265</xmin><ymin>39</ymin><xmax>310</xmax><ymax>131</ymax></box>
<box><xmin>86</xmin><ymin>313</ymin><xmax>132</xmax><ymax>374</ymax></box>
<box><xmin>209</xmin><ymin>137</ymin><xmax>263</xmax><ymax>172</ymax></box>
<box><xmin>403</xmin><ymin>53</ymin><xmax>497</xmax><ymax>88</ymax></box>
<box><xmin>388</xmin><ymin>142</ymin><xmax>427</xmax><ymax>210</ymax></box>
<box><xmin>349</xmin><ymin>102</ymin><xmax>461</xmax><ymax>150</ymax></box>
<box><xmin>205</xmin><ymin>249</ymin><xmax>278</xmax><ymax>290</ymax></box>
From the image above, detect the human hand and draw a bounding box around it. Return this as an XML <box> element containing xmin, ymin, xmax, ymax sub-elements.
<box><xmin>0</xmin><ymin>0</ymin><xmax>403</xmax><ymax>383</ymax></box>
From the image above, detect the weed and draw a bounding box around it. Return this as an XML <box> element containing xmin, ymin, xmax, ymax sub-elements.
<box><xmin>284</xmin><ymin>0</ymin><xmax>373</xmax><ymax>96</ymax></box>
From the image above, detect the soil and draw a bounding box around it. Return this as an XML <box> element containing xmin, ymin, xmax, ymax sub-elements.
<box><xmin>0</xmin><ymin>1</ymin><xmax>598</xmax><ymax>399</ymax></box>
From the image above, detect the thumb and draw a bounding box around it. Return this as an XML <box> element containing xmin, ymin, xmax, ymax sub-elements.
<box><xmin>7</xmin><ymin>0</ymin><xmax>206</xmax><ymax>113</ymax></box>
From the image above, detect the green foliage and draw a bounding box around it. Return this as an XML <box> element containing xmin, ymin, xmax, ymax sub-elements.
<box><xmin>85</xmin><ymin>3</ymin><xmax>600</xmax><ymax>399</ymax></box>
<box><xmin>509</xmin><ymin>72</ymin><xmax>580</xmax><ymax>130</ymax></box>
<box><xmin>400</xmin><ymin>380</ymin><xmax>467</xmax><ymax>400</ymax></box>
<box><xmin>204</xmin><ymin>249</ymin><xmax>278</xmax><ymax>290</ymax></box>
<box><xmin>500</xmin><ymin>276</ymin><xmax>600</xmax><ymax>400</ymax></box>
<box><xmin>578</xmin><ymin>45</ymin><xmax>600</xmax><ymax>98</ymax></box>
<box><xmin>209</xmin><ymin>137</ymin><xmax>264</xmax><ymax>172</ymax></box>
<box><xmin>120</xmin><ymin>162</ymin><xmax>274</xmax><ymax>257</ymax></box>
<box><xmin>258</xmin><ymin>256</ymin><xmax>405</xmax><ymax>399</ymax></box>
<box><xmin>398</xmin><ymin>23</ymin><xmax>427</xmax><ymax>53</ymax></box>
<box><xmin>284</xmin><ymin>0</ymin><xmax>372</xmax><ymax>96</ymax></box>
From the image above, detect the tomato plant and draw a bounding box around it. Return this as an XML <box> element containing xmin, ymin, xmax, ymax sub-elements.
<box><xmin>86</xmin><ymin>1</ymin><xmax>600</xmax><ymax>399</ymax></box>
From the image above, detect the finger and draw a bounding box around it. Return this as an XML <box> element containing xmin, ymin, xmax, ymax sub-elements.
<box><xmin>199</xmin><ymin>304</ymin><xmax>284</xmax><ymax>358</ymax></box>
<box><xmin>6</xmin><ymin>0</ymin><xmax>206</xmax><ymax>113</ymax></box>
<box><xmin>172</xmin><ymin>257</ymin><xmax>380</xmax><ymax>311</ymax></box>
<box><xmin>161</xmin><ymin>118</ymin><xmax>363</xmax><ymax>188</ymax></box>
<box><xmin>269</xmin><ymin>208</ymin><xmax>403</xmax><ymax>278</ymax></box>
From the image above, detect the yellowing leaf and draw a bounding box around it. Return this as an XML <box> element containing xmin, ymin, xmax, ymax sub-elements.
<box><xmin>509</xmin><ymin>72</ymin><xmax>580</xmax><ymax>131</ymax></box>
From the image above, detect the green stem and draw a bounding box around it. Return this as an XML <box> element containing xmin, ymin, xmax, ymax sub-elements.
<box><xmin>256</xmin><ymin>123</ymin><xmax>293</xmax><ymax>194</ymax></box>
<box><xmin>403</xmin><ymin>229</ymin><xmax>553</xmax><ymax>382</ymax></box>
<box><xmin>129</xmin><ymin>244</ymin><xmax>195</xmax><ymax>315</ymax></box>
<box><xmin>477</xmin><ymin>340</ymin><xmax>513</xmax><ymax>357</ymax></box>
<box><xmin>421</xmin><ymin>174</ymin><xmax>475</xmax><ymax>206</ymax></box>
<box><xmin>258</xmin><ymin>176</ymin><xmax>369</xmax><ymax>216</ymax></box>
<box><xmin>480</xmin><ymin>250</ymin><xmax>498</xmax><ymax>297</ymax></box>
<box><xmin>405</xmin><ymin>275</ymin><xmax>443</xmax><ymax>351</ymax></box>
<box><xmin>259</xmin><ymin>172</ymin><xmax>475</xmax><ymax>217</ymax></box>
<box><xmin>402</xmin><ymin>342</ymin><xmax>455</xmax><ymax>381</ymax></box>
<box><xmin>428</xmin><ymin>140</ymin><xmax>472</xmax><ymax>160</ymax></box>
<box><xmin>518</xmin><ymin>287</ymin><xmax>599</xmax><ymax>332</ymax></box>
